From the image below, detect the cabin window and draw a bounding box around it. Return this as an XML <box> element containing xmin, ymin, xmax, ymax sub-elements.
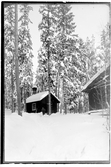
<box><xmin>32</xmin><ymin>103</ymin><xmax>36</xmax><ymax>111</ymax></box>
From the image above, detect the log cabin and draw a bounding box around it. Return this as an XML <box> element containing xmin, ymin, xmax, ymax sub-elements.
<box><xmin>82</xmin><ymin>64</ymin><xmax>110</xmax><ymax>111</ymax></box>
<box><xmin>26</xmin><ymin>88</ymin><xmax>60</xmax><ymax>114</ymax></box>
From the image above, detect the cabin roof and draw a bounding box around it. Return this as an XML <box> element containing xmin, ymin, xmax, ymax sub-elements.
<box><xmin>81</xmin><ymin>64</ymin><xmax>110</xmax><ymax>93</ymax></box>
<box><xmin>26</xmin><ymin>91</ymin><xmax>60</xmax><ymax>103</ymax></box>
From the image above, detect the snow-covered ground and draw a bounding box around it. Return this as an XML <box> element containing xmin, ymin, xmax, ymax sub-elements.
<box><xmin>5</xmin><ymin>109</ymin><xmax>109</xmax><ymax>162</ymax></box>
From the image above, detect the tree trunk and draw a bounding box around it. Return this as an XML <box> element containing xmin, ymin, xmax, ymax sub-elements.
<box><xmin>55</xmin><ymin>73</ymin><xmax>58</xmax><ymax>97</ymax></box>
<box><xmin>11</xmin><ymin>55</ymin><xmax>14</xmax><ymax>113</ymax></box>
<box><xmin>62</xmin><ymin>6</ymin><xmax>65</xmax><ymax>114</ymax></box>
<box><xmin>47</xmin><ymin>4</ymin><xmax>51</xmax><ymax>115</ymax></box>
<box><xmin>41</xmin><ymin>75</ymin><xmax>44</xmax><ymax>91</ymax></box>
<box><xmin>24</xmin><ymin>84</ymin><xmax>26</xmax><ymax>112</ymax></box>
<box><xmin>15</xmin><ymin>4</ymin><xmax>22</xmax><ymax>116</ymax></box>
<box><xmin>59</xmin><ymin>77</ymin><xmax>64</xmax><ymax>114</ymax></box>
<box><xmin>57</xmin><ymin>51</ymin><xmax>61</xmax><ymax>113</ymax></box>
<box><xmin>63</xmin><ymin>77</ymin><xmax>67</xmax><ymax>114</ymax></box>
<box><xmin>55</xmin><ymin>70</ymin><xmax>59</xmax><ymax>112</ymax></box>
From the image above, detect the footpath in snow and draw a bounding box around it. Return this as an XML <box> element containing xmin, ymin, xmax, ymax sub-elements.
<box><xmin>5</xmin><ymin>109</ymin><xmax>109</xmax><ymax>162</ymax></box>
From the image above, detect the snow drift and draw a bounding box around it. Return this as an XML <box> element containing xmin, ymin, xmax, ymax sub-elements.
<box><xmin>5</xmin><ymin>109</ymin><xmax>109</xmax><ymax>162</ymax></box>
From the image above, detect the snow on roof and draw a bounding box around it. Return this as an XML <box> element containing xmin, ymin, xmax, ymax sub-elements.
<box><xmin>26</xmin><ymin>91</ymin><xmax>49</xmax><ymax>103</ymax></box>
<box><xmin>26</xmin><ymin>91</ymin><xmax>60</xmax><ymax>103</ymax></box>
<box><xmin>81</xmin><ymin>64</ymin><xmax>110</xmax><ymax>92</ymax></box>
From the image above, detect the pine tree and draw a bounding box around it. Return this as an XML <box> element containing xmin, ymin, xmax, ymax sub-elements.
<box><xmin>100</xmin><ymin>23</ymin><xmax>110</xmax><ymax>64</ymax></box>
<box><xmin>65</xmin><ymin>37</ymin><xmax>87</xmax><ymax>113</ymax></box>
<box><xmin>76</xmin><ymin>38</ymin><xmax>88</xmax><ymax>113</ymax></box>
<box><xmin>35</xmin><ymin>47</ymin><xmax>48</xmax><ymax>92</ymax></box>
<box><xmin>100</xmin><ymin>24</ymin><xmax>110</xmax><ymax>121</ymax></box>
<box><xmin>4</xmin><ymin>5</ymin><xmax>15</xmax><ymax>111</ymax></box>
<box><xmin>53</xmin><ymin>4</ymin><xmax>77</xmax><ymax>114</ymax></box>
<box><xmin>4</xmin><ymin>4</ymin><xmax>33</xmax><ymax>113</ymax></box>
<box><xmin>38</xmin><ymin>4</ymin><xmax>57</xmax><ymax>114</ymax></box>
<box><xmin>15</xmin><ymin>4</ymin><xmax>22</xmax><ymax>116</ymax></box>
<box><xmin>85</xmin><ymin>35</ymin><xmax>97</xmax><ymax>80</ymax></box>
<box><xmin>18</xmin><ymin>4</ymin><xmax>34</xmax><ymax>111</ymax></box>
<box><xmin>37</xmin><ymin>4</ymin><xmax>91</xmax><ymax>114</ymax></box>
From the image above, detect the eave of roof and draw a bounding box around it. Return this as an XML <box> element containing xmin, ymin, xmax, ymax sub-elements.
<box><xmin>81</xmin><ymin>64</ymin><xmax>110</xmax><ymax>93</ymax></box>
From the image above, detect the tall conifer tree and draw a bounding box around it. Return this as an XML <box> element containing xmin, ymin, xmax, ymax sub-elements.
<box><xmin>4</xmin><ymin>4</ymin><xmax>33</xmax><ymax>113</ymax></box>
<box><xmin>38</xmin><ymin>4</ymin><xmax>56</xmax><ymax>114</ymax></box>
<box><xmin>4</xmin><ymin>5</ymin><xmax>15</xmax><ymax>111</ymax></box>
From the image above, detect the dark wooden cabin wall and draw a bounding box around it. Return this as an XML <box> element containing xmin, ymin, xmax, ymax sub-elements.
<box><xmin>52</xmin><ymin>103</ymin><xmax>57</xmax><ymax>113</ymax></box>
<box><xmin>41</xmin><ymin>94</ymin><xmax>58</xmax><ymax>114</ymax></box>
<box><xmin>26</xmin><ymin>103</ymin><xmax>32</xmax><ymax>113</ymax></box>
<box><xmin>26</xmin><ymin>102</ymin><xmax>42</xmax><ymax>113</ymax></box>
<box><xmin>89</xmin><ymin>85</ymin><xmax>110</xmax><ymax>110</ymax></box>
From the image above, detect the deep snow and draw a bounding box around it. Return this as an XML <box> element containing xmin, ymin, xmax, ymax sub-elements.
<box><xmin>5</xmin><ymin>109</ymin><xmax>109</xmax><ymax>162</ymax></box>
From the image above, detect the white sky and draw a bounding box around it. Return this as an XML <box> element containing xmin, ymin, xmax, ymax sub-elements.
<box><xmin>28</xmin><ymin>4</ymin><xmax>109</xmax><ymax>79</ymax></box>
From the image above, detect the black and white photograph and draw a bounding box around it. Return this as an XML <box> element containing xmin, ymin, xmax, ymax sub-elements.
<box><xmin>1</xmin><ymin>1</ymin><xmax>110</xmax><ymax>164</ymax></box>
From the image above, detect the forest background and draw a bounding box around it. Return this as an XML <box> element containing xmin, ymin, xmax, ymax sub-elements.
<box><xmin>4</xmin><ymin>3</ymin><xmax>110</xmax><ymax>114</ymax></box>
